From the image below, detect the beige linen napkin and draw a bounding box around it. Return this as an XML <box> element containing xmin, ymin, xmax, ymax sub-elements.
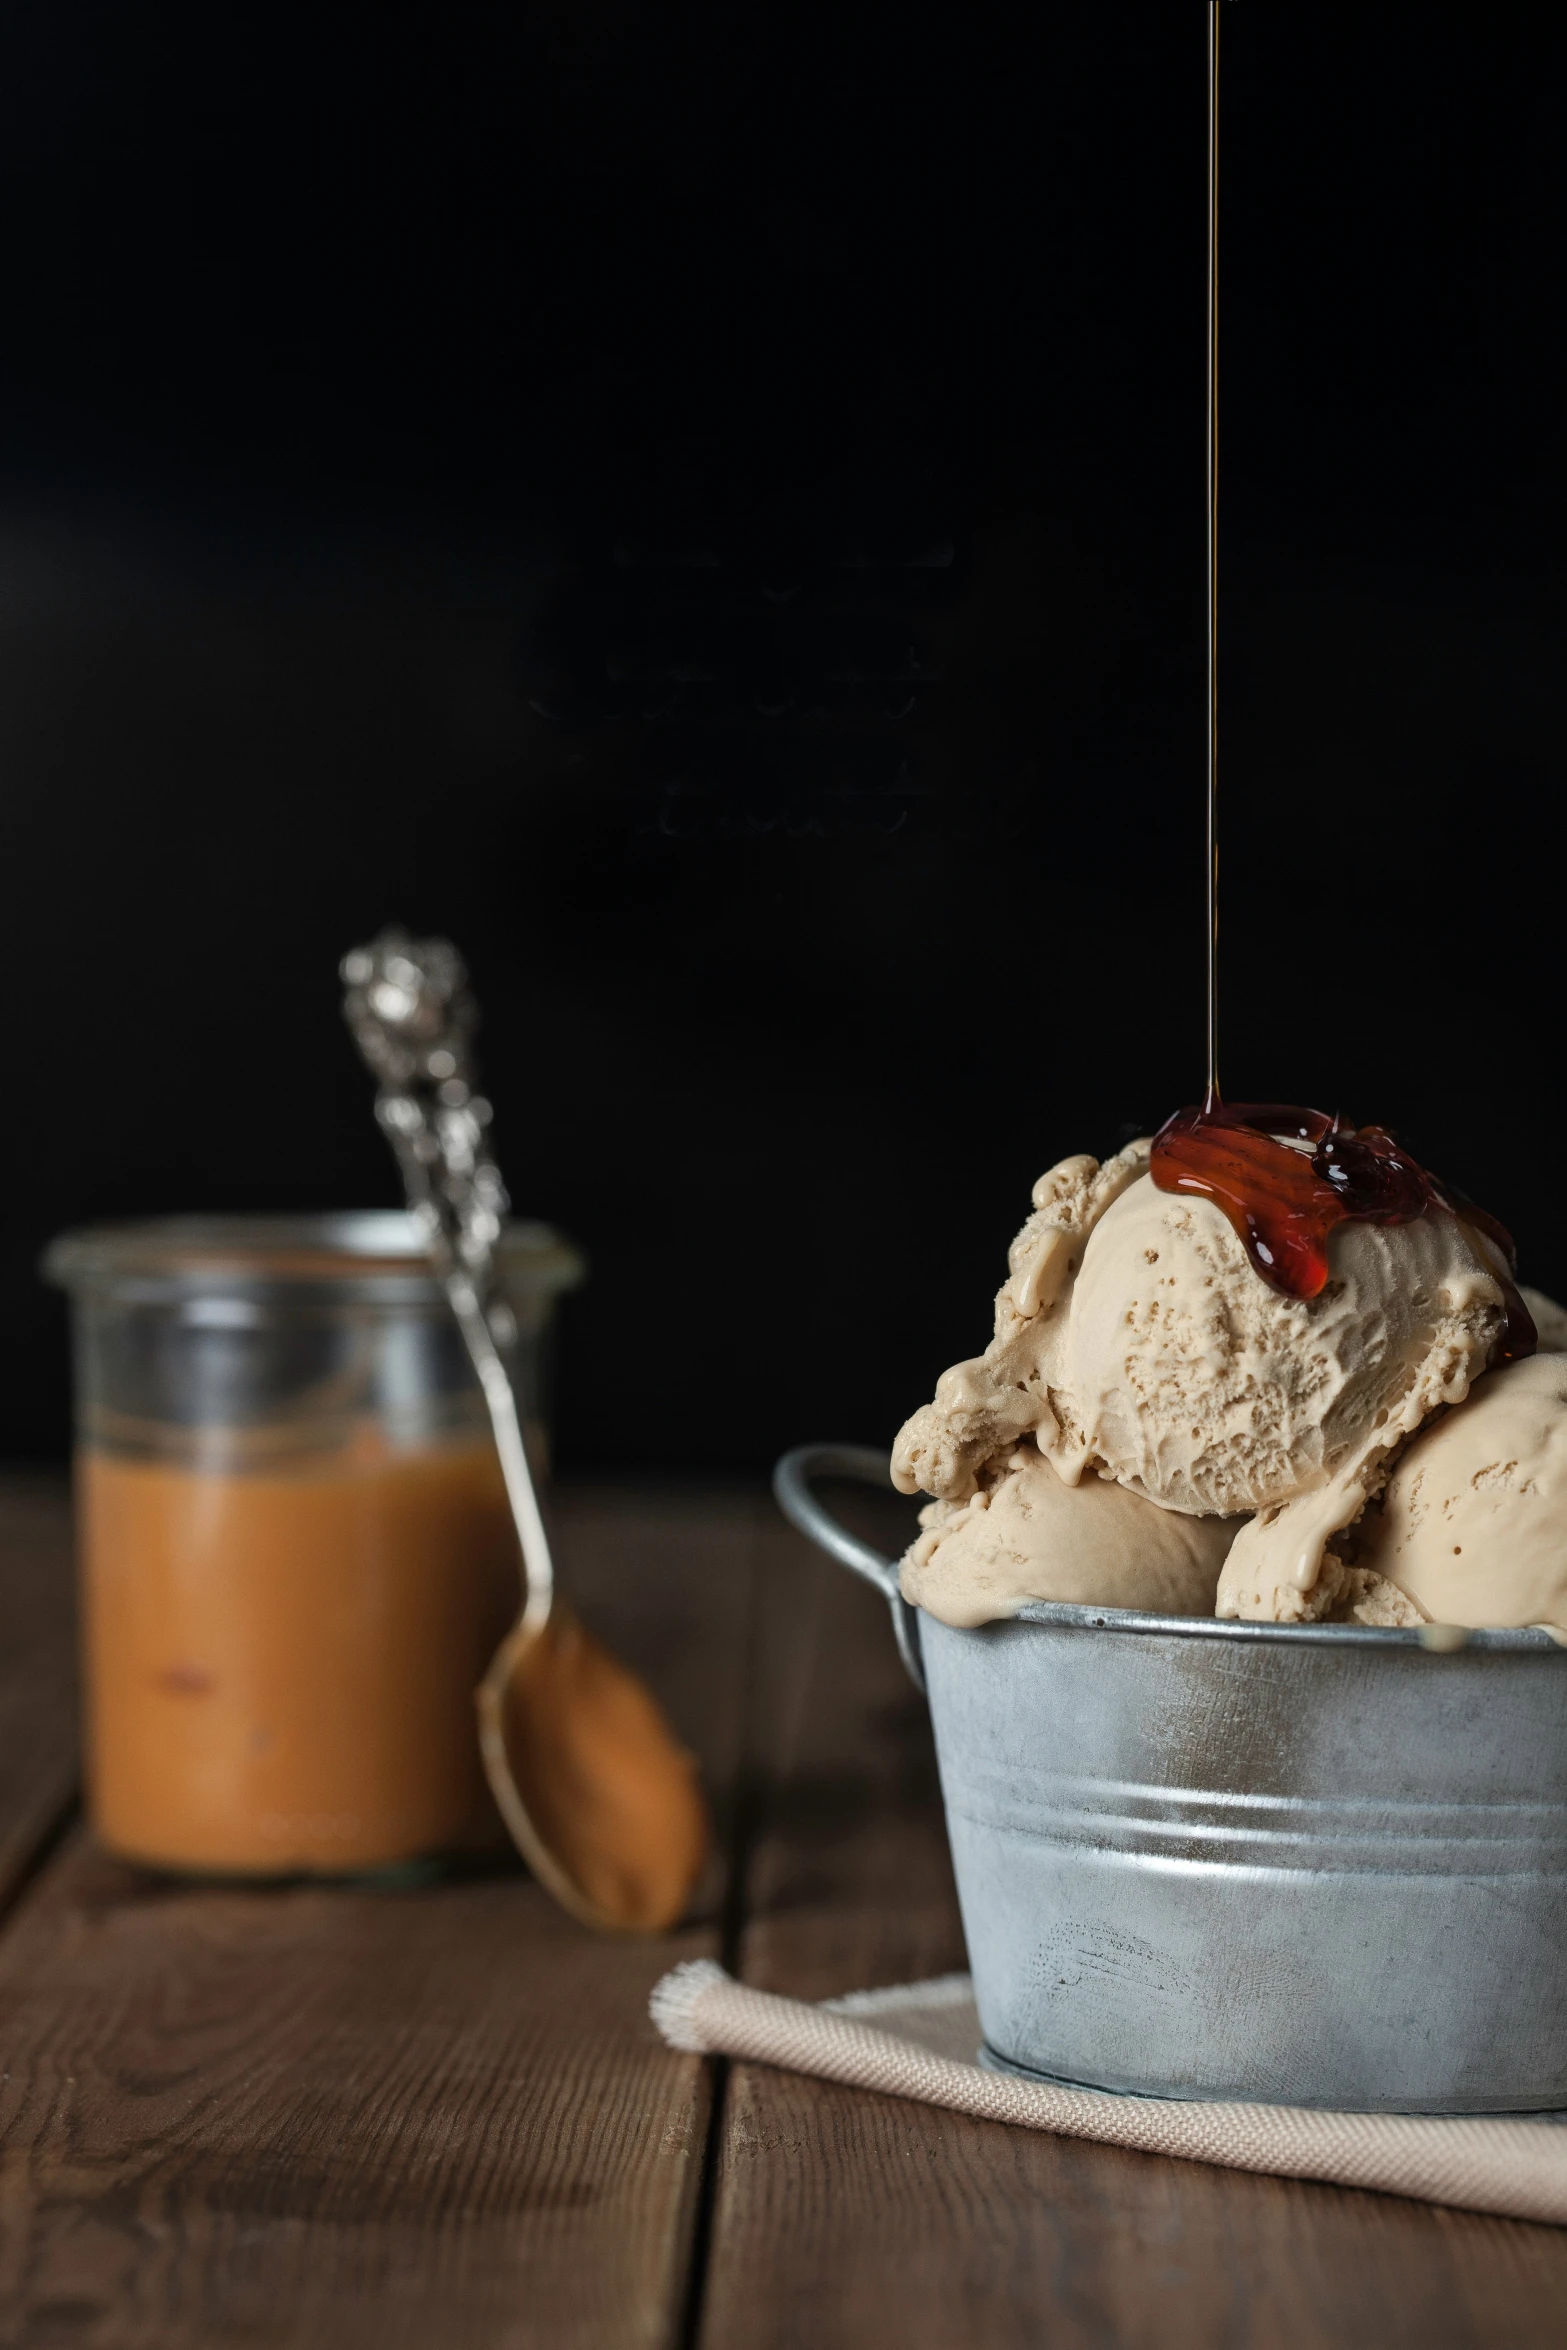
<box><xmin>650</xmin><ymin>1961</ymin><xmax>1567</xmax><ymax>2225</ymax></box>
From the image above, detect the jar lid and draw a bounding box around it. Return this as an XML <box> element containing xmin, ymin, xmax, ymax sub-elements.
<box><xmin>42</xmin><ymin>1212</ymin><xmax>587</xmax><ymax>1301</ymax></box>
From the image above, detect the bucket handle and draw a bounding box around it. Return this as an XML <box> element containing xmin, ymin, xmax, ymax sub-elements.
<box><xmin>771</xmin><ymin>1444</ymin><xmax>925</xmax><ymax>1693</ymax></box>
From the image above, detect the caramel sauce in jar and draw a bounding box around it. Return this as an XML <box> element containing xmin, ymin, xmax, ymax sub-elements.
<box><xmin>46</xmin><ymin>1212</ymin><xmax>584</xmax><ymax>1877</ymax></box>
<box><xmin>80</xmin><ymin>1429</ymin><xmax>518</xmax><ymax>1874</ymax></box>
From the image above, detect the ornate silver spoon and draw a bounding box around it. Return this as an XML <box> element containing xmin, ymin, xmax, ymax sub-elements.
<box><xmin>341</xmin><ymin>928</ymin><xmax>709</xmax><ymax>1930</ymax></box>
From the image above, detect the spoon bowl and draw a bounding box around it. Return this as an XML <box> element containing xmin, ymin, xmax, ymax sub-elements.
<box><xmin>477</xmin><ymin>1601</ymin><xmax>708</xmax><ymax>1931</ymax></box>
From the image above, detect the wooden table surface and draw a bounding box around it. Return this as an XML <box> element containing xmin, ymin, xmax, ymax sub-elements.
<box><xmin>2</xmin><ymin>1473</ymin><xmax>1566</xmax><ymax>2348</ymax></box>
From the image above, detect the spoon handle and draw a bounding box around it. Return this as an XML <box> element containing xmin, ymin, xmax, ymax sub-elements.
<box><xmin>341</xmin><ymin>929</ymin><xmax>554</xmax><ymax>1629</ymax></box>
<box><xmin>444</xmin><ymin>1273</ymin><xmax>554</xmax><ymax>1635</ymax></box>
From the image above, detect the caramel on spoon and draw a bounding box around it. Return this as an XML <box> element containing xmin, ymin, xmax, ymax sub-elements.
<box><xmin>341</xmin><ymin>930</ymin><xmax>709</xmax><ymax>1931</ymax></box>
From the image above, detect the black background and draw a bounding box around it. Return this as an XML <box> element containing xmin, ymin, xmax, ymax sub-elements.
<box><xmin>3</xmin><ymin>3</ymin><xmax>1564</xmax><ymax>1473</ymax></box>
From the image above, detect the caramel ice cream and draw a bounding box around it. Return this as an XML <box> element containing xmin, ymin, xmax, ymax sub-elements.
<box><xmin>902</xmin><ymin>1442</ymin><xmax>1237</xmax><ymax>1629</ymax></box>
<box><xmin>1345</xmin><ymin>1352</ymin><xmax>1567</xmax><ymax>1632</ymax></box>
<box><xmin>893</xmin><ymin>1141</ymin><xmax>1510</xmax><ymax>1626</ymax></box>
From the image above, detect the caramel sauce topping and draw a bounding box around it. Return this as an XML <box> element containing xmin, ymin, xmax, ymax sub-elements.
<box><xmin>1150</xmin><ymin>1099</ymin><xmax>1536</xmax><ymax>1361</ymax></box>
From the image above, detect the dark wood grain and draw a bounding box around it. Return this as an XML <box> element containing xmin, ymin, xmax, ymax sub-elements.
<box><xmin>0</xmin><ymin>1483</ymin><xmax>758</xmax><ymax>2349</ymax></box>
<box><xmin>8</xmin><ymin>1472</ymin><xmax>1567</xmax><ymax>2347</ymax></box>
<box><xmin>698</xmin><ymin>1506</ymin><xmax>1567</xmax><ymax>2350</ymax></box>
<box><xmin>0</xmin><ymin>1842</ymin><xmax>717</xmax><ymax>2349</ymax></box>
<box><xmin>0</xmin><ymin>1476</ymin><xmax>79</xmax><ymax>1907</ymax></box>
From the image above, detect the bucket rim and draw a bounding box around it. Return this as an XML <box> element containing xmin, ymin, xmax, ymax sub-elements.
<box><xmin>771</xmin><ymin>1443</ymin><xmax>1567</xmax><ymax>1660</ymax></box>
<box><xmin>1002</xmin><ymin>1599</ymin><xmax>1567</xmax><ymax>1652</ymax></box>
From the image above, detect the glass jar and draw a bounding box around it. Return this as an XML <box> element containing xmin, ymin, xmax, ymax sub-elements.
<box><xmin>45</xmin><ymin>1213</ymin><xmax>585</xmax><ymax>1877</ymax></box>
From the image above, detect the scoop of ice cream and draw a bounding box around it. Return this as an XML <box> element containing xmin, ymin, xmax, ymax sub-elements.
<box><xmin>892</xmin><ymin>1144</ymin><xmax>1151</xmax><ymax>1501</ymax></box>
<box><xmin>1067</xmin><ymin>1179</ymin><xmax>1505</xmax><ymax>1520</ymax></box>
<box><xmin>1322</xmin><ymin>1566</ymin><xmax>1426</xmax><ymax>1627</ymax></box>
<box><xmin>893</xmin><ymin>1145</ymin><xmax>1511</xmax><ymax>1623</ymax></box>
<box><xmin>900</xmin><ymin>1444</ymin><xmax>1237</xmax><ymax>1629</ymax></box>
<box><xmin>1346</xmin><ymin>1353</ymin><xmax>1567</xmax><ymax>1631</ymax></box>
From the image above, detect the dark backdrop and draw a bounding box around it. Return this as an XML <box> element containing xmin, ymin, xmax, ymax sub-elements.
<box><xmin>4</xmin><ymin>4</ymin><xmax>1564</xmax><ymax>1471</ymax></box>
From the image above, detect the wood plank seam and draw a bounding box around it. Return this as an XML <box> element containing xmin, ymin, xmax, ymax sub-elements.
<box><xmin>674</xmin><ymin>1490</ymin><xmax>790</xmax><ymax>2350</ymax></box>
<box><xmin>0</xmin><ymin>1475</ymin><xmax>82</xmax><ymax>1928</ymax></box>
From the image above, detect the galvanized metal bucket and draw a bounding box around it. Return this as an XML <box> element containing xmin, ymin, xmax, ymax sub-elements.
<box><xmin>775</xmin><ymin>1443</ymin><xmax>1567</xmax><ymax>2114</ymax></box>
